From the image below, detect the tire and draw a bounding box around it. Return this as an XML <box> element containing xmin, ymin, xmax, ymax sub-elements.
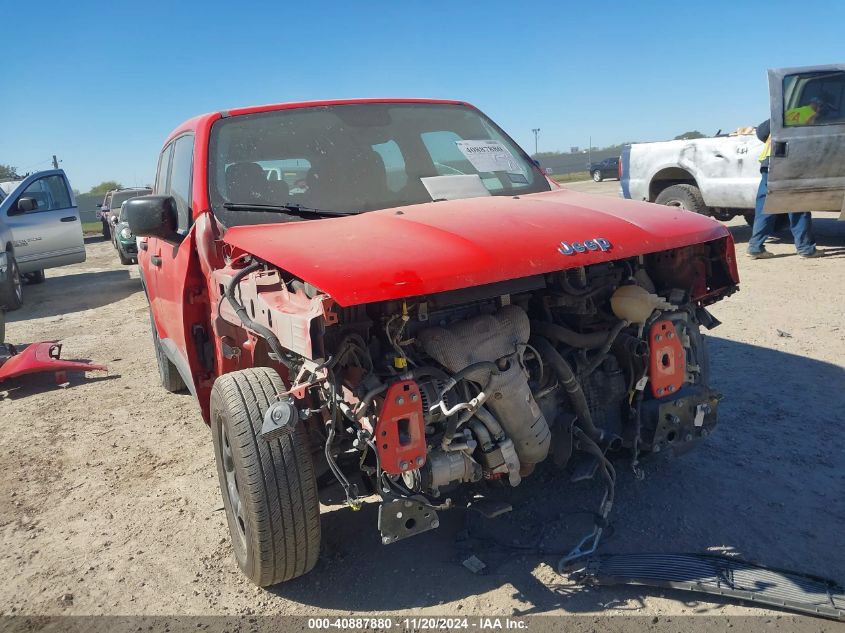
<box><xmin>26</xmin><ymin>270</ymin><xmax>45</xmax><ymax>285</ymax></box>
<box><xmin>744</xmin><ymin>213</ymin><xmax>755</xmax><ymax>227</ymax></box>
<box><xmin>592</xmin><ymin>170</ymin><xmax>603</xmax><ymax>182</ymax></box>
<box><xmin>210</xmin><ymin>368</ymin><xmax>321</xmax><ymax>586</ymax></box>
<box><xmin>148</xmin><ymin>308</ymin><xmax>186</xmax><ymax>393</ymax></box>
<box><xmin>0</xmin><ymin>255</ymin><xmax>23</xmax><ymax>311</ymax></box>
<box><xmin>654</xmin><ymin>184</ymin><xmax>709</xmax><ymax>215</ymax></box>
<box><xmin>101</xmin><ymin>218</ymin><xmax>110</xmax><ymax>238</ymax></box>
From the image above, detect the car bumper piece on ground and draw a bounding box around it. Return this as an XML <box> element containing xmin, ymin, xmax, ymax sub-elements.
<box><xmin>0</xmin><ymin>341</ymin><xmax>107</xmax><ymax>384</ymax></box>
<box><xmin>564</xmin><ymin>552</ymin><xmax>845</xmax><ymax>621</ymax></box>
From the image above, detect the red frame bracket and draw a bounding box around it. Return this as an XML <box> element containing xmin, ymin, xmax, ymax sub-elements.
<box><xmin>649</xmin><ymin>321</ymin><xmax>685</xmax><ymax>398</ymax></box>
<box><xmin>375</xmin><ymin>380</ymin><xmax>426</xmax><ymax>475</ymax></box>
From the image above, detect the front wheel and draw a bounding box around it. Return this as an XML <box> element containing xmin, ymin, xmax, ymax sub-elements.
<box><xmin>592</xmin><ymin>170</ymin><xmax>603</xmax><ymax>182</ymax></box>
<box><xmin>101</xmin><ymin>218</ymin><xmax>110</xmax><ymax>238</ymax></box>
<box><xmin>0</xmin><ymin>256</ymin><xmax>23</xmax><ymax>311</ymax></box>
<box><xmin>210</xmin><ymin>368</ymin><xmax>321</xmax><ymax>586</ymax></box>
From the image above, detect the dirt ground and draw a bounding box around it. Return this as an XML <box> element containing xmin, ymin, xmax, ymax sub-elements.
<box><xmin>2</xmin><ymin>180</ymin><xmax>844</xmax><ymax>624</ymax></box>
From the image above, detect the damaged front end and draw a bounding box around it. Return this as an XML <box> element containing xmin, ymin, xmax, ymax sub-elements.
<box><xmin>212</xmin><ymin>234</ymin><xmax>738</xmax><ymax>548</ymax></box>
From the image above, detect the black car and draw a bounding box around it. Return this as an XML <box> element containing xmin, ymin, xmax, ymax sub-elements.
<box><xmin>588</xmin><ymin>157</ymin><xmax>620</xmax><ymax>182</ymax></box>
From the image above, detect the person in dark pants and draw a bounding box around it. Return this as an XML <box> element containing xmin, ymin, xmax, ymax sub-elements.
<box><xmin>747</xmin><ymin>119</ymin><xmax>820</xmax><ymax>259</ymax></box>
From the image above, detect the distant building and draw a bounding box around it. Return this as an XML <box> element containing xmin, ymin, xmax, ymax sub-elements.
<box><xmin>570</xmin><ymin>146</ymin><xmax>579</xmax><ymax>154</ymax></box>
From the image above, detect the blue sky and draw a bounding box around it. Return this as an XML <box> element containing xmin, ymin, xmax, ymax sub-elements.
<box><xmin>2</xmin><ymin>0</ymin><xmax>844</xmax><ymax>192</ymax></box>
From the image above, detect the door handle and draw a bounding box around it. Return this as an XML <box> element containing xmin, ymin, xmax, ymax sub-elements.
<box><xmin>138</xmin><ymin>238</ymin><xmax>148</xmax><ymax>251</ymax></box>
<box><xmin>150</xmin><ymin>255</ymin><xmax>162</xmax><ymax>267</ymax></box>
<box><xmin>773</xmin><ymin>141</ymin><xmax>788</xmax><ymax>157</ymax></box>
<box><xmin>60</xmin><ymin>216</ymin><xmax>77</xmax><ymax>222</ymax></box>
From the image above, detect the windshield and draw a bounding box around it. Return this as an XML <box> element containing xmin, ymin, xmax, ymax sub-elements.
<box><xmin>208</xmin><ymin>103</ymin><xmax>550</xmax><ymax>224</ymax></box>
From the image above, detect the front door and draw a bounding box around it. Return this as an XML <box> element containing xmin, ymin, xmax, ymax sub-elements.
<box><xmin>143</xmin><ymin>135</ymin><xmax>202</xmax><ymax>396</ymax></box>
<box><xmin>764</xmin><ymin>64</ymin><xmax>845</xmax><ymax>218</ymax></box>
<box><xmin>4</xmin><ymin>171</ymin><xmax>85</xmax><ymax>273</ymax></box>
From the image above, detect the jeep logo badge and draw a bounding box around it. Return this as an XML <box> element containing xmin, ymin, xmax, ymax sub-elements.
<box><xmin>558</xmin><ymin>237</ymin><xmax>612</xmax><ymax>255</ymax></box>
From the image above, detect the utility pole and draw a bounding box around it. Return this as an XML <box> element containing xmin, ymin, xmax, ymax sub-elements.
<box><xmin>531</xmin><ymin>128</ymin><xmax>540</xmax><ymax>155</ymax></box>
<box><xmin>52</xmin><ymin>155</ymin><xmax>59</xmax><ymax>169</ymax></box>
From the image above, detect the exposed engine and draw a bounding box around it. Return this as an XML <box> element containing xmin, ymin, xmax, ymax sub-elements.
<box><xmin>251</xmin><ymin>245</ymin><xmax>733</xmax><ymax>545</ymax></box>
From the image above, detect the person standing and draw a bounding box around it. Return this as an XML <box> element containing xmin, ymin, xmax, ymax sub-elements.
<box><xmin>747</xmin><ymin>118</ymin><xmax>821</xmax><ymax>259</ymax></box>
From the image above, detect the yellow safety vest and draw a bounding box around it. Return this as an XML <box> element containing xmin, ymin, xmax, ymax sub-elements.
<box><xmin>759</xmin><ymin>105</ymin><xmax>818</xmax><ymax>161</ymax></box>
<box><xmin>758</xmin><ymin>137</ymin><xmax>771</xmax><ymax>162</ymax></box>
<box><xmin>784</xmin><ymin>105</ymin><xmax>817</xmax><ymax>127</ymax></box>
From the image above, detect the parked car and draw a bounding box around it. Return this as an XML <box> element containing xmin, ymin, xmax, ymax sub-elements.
<box><xmin>0</xmin><ymin>169</ymin><xmax>85</xmax><ymax>309</ymax></box>
<box><xmin>97</xmin><ymin>187</ymin><xmax>152</xmax><ymax>241</ymax></box>
<box><xmin>112</xmin><ymin>201</ymin><xmax>139</xmax><ymax>264</ymax></box>
<box><xmin>127</xmin><ymin>98</ymin><xmax>738</xmax><ymax>587</ymax></box>
<box><xmin>588</xmin><ymin>156</ymin><xmax>619</xmax><ymax>182</ymax></box>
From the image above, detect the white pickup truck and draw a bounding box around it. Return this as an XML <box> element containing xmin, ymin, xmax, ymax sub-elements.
<box><xmin>621</xmin><ymin>131</ymin><xmax>763</xmax><ymax>224</ymax></box>
<box><xmin>621</xmin><ymin>63</ymin><xmax>845</xmax><ymax>223</ymax></box>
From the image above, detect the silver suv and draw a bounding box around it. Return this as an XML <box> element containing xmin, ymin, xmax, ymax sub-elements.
<box><xmin>98</xmin><ymin>187</ymin><xmax>152</xmax><ymax>242</ymax></box>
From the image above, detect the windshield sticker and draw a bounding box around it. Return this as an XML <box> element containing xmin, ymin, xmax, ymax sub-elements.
<box><xmin>455</xmin><ymin>140</ymin><xmax>521</xmax><ymax>174</ymax></box>
<box><xmin>421</xmin><ymin>174</ymin><xmax>491</xmax><ymax>201</ymax></box>
<box><xmin>508</xmin><ymin>172</ymin><xmax>528</xmax><ymax>184</ymax></box>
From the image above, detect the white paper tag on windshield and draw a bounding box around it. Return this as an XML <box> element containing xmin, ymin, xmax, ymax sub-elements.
<box><xmin>421</xmin><ymin>175</ymin><xmax>491</xmax><ymax>201</ymax></box>
<box><xmin>455</xmin><ymin>140</ymin><xmax>521</xmax><ymax>173</ymax></box>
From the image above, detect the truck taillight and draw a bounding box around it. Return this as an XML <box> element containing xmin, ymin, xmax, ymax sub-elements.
<box><xmin>617</xmin><ymin>156</ymin><xmax>623</xmax><ymax>180</ymax></box>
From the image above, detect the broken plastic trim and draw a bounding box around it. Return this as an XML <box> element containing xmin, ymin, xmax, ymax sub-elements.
<box><xmin>564</xmin><ymin>552</ymin><xmax>844</xmax><ymax>621</ymax></box>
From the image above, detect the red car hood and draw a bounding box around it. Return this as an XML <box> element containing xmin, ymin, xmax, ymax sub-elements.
<box><xmin>223</xmin><ymin>188</ymin><xmax>732</xmax><ymax>307</ymax></box>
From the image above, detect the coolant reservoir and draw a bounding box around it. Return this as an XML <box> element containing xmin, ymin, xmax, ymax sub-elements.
<box><xmin>611</xmin><ymin>285</ymin><xmax>673</xmax><ymax>324</ymax></box>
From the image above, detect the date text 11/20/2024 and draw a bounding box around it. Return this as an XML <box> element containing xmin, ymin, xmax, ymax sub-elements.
<box><xmin>307</xmin><ymin>617</ymin><xmax>528</xmax><ymax>630</ymax></box>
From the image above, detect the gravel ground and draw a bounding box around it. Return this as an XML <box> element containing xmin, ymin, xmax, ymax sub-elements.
<box><xmin>1</xmin><ymin>181</ymin><xmax>844</xmax><ymax>625</ymax></box>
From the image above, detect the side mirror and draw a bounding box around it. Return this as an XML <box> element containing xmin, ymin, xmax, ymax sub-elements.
<box><xmin>96</xmin><ymin>203</ymin><xmax>103</xmax><ymax>209</ymax></box>
<box><xmin>15</xmin><ymin>197</ymin><xmax>38</xmax><ymax>214</ymax></box>
<box><xmin>110</xmin><ymin>215</ymin><xmax>119</xmax><ymax>225</ymax></box>
<box><xmin>125</xmin><ymin>195</ymin><xmax>180</xmax><ymax>241</ymax></box>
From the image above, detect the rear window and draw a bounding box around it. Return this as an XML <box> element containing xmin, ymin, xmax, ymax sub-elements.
<box><xmin>110</xmin><ymin>189</ymin><xmax>151</xmax><ymax>209</ymax></box>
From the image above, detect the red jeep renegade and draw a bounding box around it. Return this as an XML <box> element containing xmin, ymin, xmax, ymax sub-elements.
<box><xmin>126</xmin><ymin>99</ymin><xmax>739</xmax><ymax>586</ymax></box>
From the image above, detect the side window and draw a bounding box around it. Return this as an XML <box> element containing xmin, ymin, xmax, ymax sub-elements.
<box><xmin>169</xmin><ymin>135</ymin><xmax>195</xmax><ymax>233</ymax></box>
<box><xmin>16</xmin><ymin>175</ymin><xmax>72</xmax><ymax>213</ymax></box>
<box><xmin>155</xmin><ymin>144</ymin><xmax>174</xmax><ymax>194</ymax></box>
<box><xmin>783</xmin><ymin>70</ymin><xmax>845</xmax><ymax>127</ymax></box>
<box><xmin>372</xmin><ymin>140</ymin><xmax>407</xmax><ymax>192</ymax></box>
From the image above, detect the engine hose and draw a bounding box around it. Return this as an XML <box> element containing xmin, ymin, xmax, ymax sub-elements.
<box><xmin>580</xmin><ymin>320</ymin><xmax>629</xmax><ymax>378</ymax></box>
<box><xmin>468</xmin><ymin>419</ymin><xmax>494</xmax><ymax>452</ymax></box>
<box><xmin>225</xmin><ymin>260</ymin><xmax>295</xmax><ymax>370</ymax></box>
<box><xmin>451</xmin><ymin>361</ymin><xmax>499</xmax><ymax>385</ymax></box>
<box><xmin>409</xmin><ymin>366</ymin><xmax>452</xmax><ymax>383</ymax></box>
<box><xmin>474</xmin><ymin>406</ymin><xmax>506</xmax><ymax>441</ymax></box>
<box><xmin>530</xmin><ymin>335</ymin><xmax>604</xmax><ymax>444</ymax></box>
<box><xmin>353</xmin><ymin>384</ymin><xmax>388</xmax><ymax>421</ymax></box>
<box><xmin>530</xmin><ymin>321</ymin><xmax>610</xmax><ymax>350</ymax></box>
<box><xmin>572</xmin><ymin>426</ymin><xmax>616</xmax><ymax>505</ymax></box>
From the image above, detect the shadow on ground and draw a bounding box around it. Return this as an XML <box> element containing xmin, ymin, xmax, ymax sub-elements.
<box><xmin>264</xmin><ymin>336</ymin><xmax>844</xmax><ymax>616</ymax></box>
<box><xmin>0</xmin><ymin>369</ymin><xmax>116</xmax><ymax>400</ymax></box>
<box><xmin>8</xmin><ymin>269</ymin><xmax>137</xmax><ymax>321</ymax></box>
<box><xmin>730</xmin><ymin>216</ymin><xmax>845</xmax><ymax>256</ymax></box>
